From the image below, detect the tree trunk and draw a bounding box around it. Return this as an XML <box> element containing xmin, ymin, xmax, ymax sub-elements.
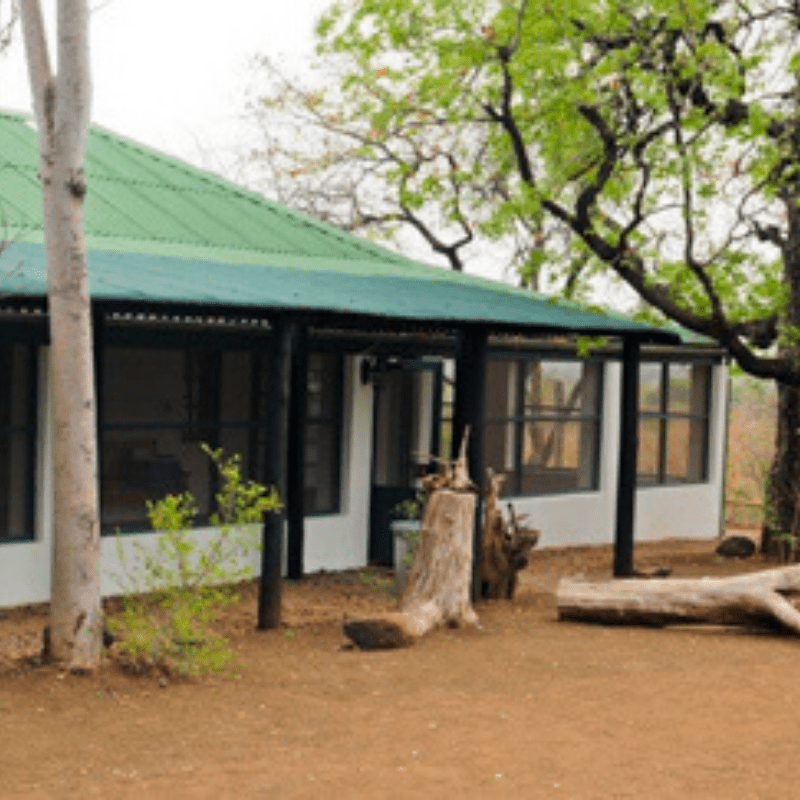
<box><xmin>763</xmin><ymin>193</ymin><xmax>800</xmax><ymax>558</ymax></box>
<box><xmin>557</xmin><ymin>566</ymin><xmax>800</xmax><ymax>634</ymax></box>
<box><xmin>21</xmin><ymin>0</ymin><xmax>101</xmax><ymax>671</ymax></box>
<box><xmin>763</xmin><ymin>383</ymin><xmax>800</xmax><ymax>558</ymax></box>
<box><xmin>344</xmin><ymin>444</ymin><xmax>479</xmax><ymax>649</ymax></box>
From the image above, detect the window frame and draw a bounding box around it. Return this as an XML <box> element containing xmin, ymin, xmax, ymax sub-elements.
<box><xmin>482</xmin><ymin>352</ymin><xmax>604</xmax><ymax>498</ymax></box>
<box><xmin>303</xmin><ymin>351</ymin><xmax>344</xmax><ymax>517</ymax></box>
<box><xmin>0</xmin><ymin>341</ymin><xmax>39</xmax><ymax>544</ymax></box>
<box><xmin>637</xmin><ymin>358</ymin><xmax>713</xmax><ymax>487</ymax></box>
<box><xmin>98</xmin><ymin>328</ymin><xmax>345</xmax><ymax>532</ymax></box>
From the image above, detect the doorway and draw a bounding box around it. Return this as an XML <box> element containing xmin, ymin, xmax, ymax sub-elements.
<box><xmin>368</xmin><ymin>359</ymin><xmax>443</xmax><ymax>565</ymax></box>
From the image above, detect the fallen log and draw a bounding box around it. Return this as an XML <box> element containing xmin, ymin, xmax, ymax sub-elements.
<box><xmin>344</xmin><ymin>436</ymin><xmax>479</xmax><ymax>650</ymax></box>
<box><xmin>557</xmin><ymin>565</ymin><xmax>800</xmax><ymax>634</ymax></box>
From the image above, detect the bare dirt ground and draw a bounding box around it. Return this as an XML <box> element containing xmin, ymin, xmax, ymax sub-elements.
<box><xmin>3</xmin><ymin>537</ymin><xmax>800</xmax><ymax>800</ymax></box>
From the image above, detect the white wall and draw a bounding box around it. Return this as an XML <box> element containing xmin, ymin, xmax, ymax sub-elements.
<box><xmin>302</xmin><ymin>356</ymin><xmax>373</xmax><ymax>572</ymax></box>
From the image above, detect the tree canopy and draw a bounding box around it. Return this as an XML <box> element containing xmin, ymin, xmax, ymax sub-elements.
<box><xmin>254</xmin><ymin>0</ymin><xmax>800</xmax><ymax>384</ymax></box>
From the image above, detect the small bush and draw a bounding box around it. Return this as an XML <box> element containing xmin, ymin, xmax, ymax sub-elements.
<box><xmin>107</xmin><ymin>445</ymin><xmax>280</xmax><ymax>677</ymax></box>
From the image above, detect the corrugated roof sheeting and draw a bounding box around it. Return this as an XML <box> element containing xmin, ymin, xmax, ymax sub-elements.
<box><xmin>0</xmin><ymin>110</ymin><xmax>682</xmax><ymax>343</ymax></box>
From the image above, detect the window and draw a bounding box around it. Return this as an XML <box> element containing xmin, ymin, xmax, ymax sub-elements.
<box><xmin>304</xmin><ymin>352</ymin><xmax>342</xmax><ymax>515</ymax></box>
<box><xmin>100</xmin><ymin>343</ymin><xmax>343</xmax><ymax>531</ymax></box>
<box><xmin>0</xmin><ymin>343</ymin><xmax>37</xmax><ymax>542</ymax></box>
<box><xmin>483</xmin><ymin>356</ymin><xmax>602</xmax><ymax>496</ymax></box>
<box><xmin>437</xmin><ymin>360</ymin><xmax>454</xmax><ymax>461</ymax></box>
<box><xmin>638</xmin><ymin>361</ymin><xmax>711</xmax><ymax>485</ymax></box>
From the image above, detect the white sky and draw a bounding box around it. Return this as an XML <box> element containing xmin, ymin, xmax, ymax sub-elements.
<box><xmin>0</xmin><ymin>0</ymin><xmax>332</xmax><ymax>172</ymax></box>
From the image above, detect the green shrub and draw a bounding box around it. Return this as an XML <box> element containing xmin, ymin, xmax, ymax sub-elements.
<box><xmin>107</xmin><ymin>444</ymin><xmax>281</xmax><ymax>677</ymax></box>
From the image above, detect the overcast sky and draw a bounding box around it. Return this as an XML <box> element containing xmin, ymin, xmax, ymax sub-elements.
<box><xmin>0</xmin><ymin>0</ymin><xmax>332</xmax><ymax>170</ymax></box>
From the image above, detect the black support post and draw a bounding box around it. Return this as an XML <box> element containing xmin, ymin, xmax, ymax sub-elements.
<box><xmin>258</xmin><ymin>319</ymin><xmax>294</xmax><ymax>629</ymax></box>
<box><xmin>614</xmin><ymin>336</ymin><xmax>640</xmax><ymax>578</ymax></box>
<box><xmin>286</xmin><ymin>324</ymin><xmax>308</xmax><ymax>580</ymax></box>
<box><xmin>452</xmin><ymin>327</ymin><xmax>488</xmax><ymax>600</ymax></box>
<box><xmin>92</xmin><ymin>304</ymin><xmax>104</xmax><ymax>529</ymax></box>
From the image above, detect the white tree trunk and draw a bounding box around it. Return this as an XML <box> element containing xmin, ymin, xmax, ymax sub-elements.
<box><xmin>21</xmin><ymin>0</ymin><xmax>101</xmax><ymax>670</ymax></box>
<box><xmin>557</xmin><ymin>566</ymin><xmax>800</xmax><ymax>635</ymax></box>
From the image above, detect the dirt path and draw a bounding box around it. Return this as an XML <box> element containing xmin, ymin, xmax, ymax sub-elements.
<box><xmin>2</xmin><ymin>538</ymin><xmax>799</xmax><ymax>799</ymax></box>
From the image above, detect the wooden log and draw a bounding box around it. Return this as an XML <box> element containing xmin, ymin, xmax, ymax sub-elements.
<box><xmin>557</xmin><ymin>565</ymin><xmax>800</xmax><ymax>634</ymax></box>
<box><xmin>344</xmin><ymin>440</ymin><xmax>479</xmax><ymax>649</ymax></box>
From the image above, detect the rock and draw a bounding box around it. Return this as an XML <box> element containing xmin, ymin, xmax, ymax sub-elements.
<box><xmin>343</xmin><ymin>618</ymin><xmax>416</xmax><ymax>650</ymax></box>
<box><xmin>716</xmin><ymin>535</ymin><xmax>756</xmax><ymax>559</ymax></box>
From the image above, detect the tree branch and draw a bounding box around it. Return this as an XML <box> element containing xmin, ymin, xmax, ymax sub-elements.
<box><xmin>482</xmin><ymin>48</ymin><xmax>534</xmax><ymax>185</ymax></box>
<box><xmin>20</xmin><ymin>0</ymin><xmax>54</xmax><ymax>134</ymax></box>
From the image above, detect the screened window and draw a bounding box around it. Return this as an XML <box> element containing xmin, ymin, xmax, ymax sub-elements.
<box><xmin>304</xmin><ymin>352</ymin><xmax>342</xmax><ymax>515</ymax></box>
<box><xmin>637</xmin><ymin>361</ymin><xmax>711</xmax><ymax>485</ymax></box>
<box><xmin>100</xmin><ymin>345</ymin><xmax>342</xmax><ymax>531</ymax></box>
<box><xmin>0</xmin><ymin>343</ymin><xmax>37</xmax><ymax>542</ymax></box>
<box><xmin>483</xmin><ymin>357</ymin><xmax>602</xmax><ymax>497</ymax></box>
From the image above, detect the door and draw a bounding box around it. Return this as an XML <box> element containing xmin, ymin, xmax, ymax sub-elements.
<box><xmin>368</xmin><ymin>360</ymin><xmax>442</xmax><ymax>565</ymax></box>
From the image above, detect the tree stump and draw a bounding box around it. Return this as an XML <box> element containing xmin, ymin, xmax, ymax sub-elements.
<box><xmin>344</xmin><ymin>439</ymin><xmax>479</xmax><ymax>650</ymax></box>
<box><xmin>480</xmin><ymin>469</ymin><xmax>539</xmax><ymax>599</ymax></box>
<box><xmin>556</xmin><ymin>565</ymin><xmax>800</xmax><ymax>634</ymax></box>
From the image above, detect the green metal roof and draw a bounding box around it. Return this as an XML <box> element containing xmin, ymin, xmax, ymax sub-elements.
<box><xmin>0</xmin><ymin>110</ymin><xmax>679</xmax><ymax>341</ymax></box>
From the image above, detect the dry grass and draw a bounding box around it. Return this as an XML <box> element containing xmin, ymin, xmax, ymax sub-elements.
<box><xmin>725</xmin><ymin>377</ymin><xmax>776</xmax><ymax>529</ymax></box>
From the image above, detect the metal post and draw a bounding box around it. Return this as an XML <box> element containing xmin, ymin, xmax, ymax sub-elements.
<box><xmin>286</xmin><ymin>324</ymin><xmax>307</xmax><ymax>580</ymax></box>
<box><xmin>614</xmin><ymin>336</ymin><xmax>640</xmax><ymax>577</ymax></box>
<box><xmin>92</xmin><ymin>304</ymin><xmax>104</xmax><ymax>530</ymax></box>
<box><xmin>452</xmin><ymin>327</ymin><xmax>488</xmax><ymax>599</ymax></box>
<box><xmin>258</xmin><ymin>318</ymin><xmax>293</xmax><ymax>629</ymax></box>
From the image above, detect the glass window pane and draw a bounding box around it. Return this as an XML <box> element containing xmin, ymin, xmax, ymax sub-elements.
<box><xmin>101</xmin><ymin>431</ymin><xmax>211</xmax><ymax>530</ymax></box>
<box><xmin>220</xmin><ymin>351</ymin><xmax>252</xmax><ymax>424</ymax></box>
<box><xmin>665</xmin><ymin>417</ymin><xmax>690</xmax><ymax>480</ymax></box>
<box><xmin>103</xmin><ymin>348</ymin><xmax>186</xmax><ymax>425</ymax></box>
<box><xmin>525</xmin><ymin>360</ymin><xmax>600</xmax><ymax>419</ymax></box>
<box><xmin>638</xmin><ymin>417</ymin><xmax>661</xmax><ymax>482</ymax></box>
<box><xmin>0</xmin><ymin>343</ymin><xmax>33</xmax><ymax>428</ymax></box>
<box><xmin>305</xmin><ymin>421</ymin><xmax>339</xmax><ymax>514</ymax></box>
<box><xmin>639</xmin><ymin>363</ymin><xmax>662</xmax><ymax>413</ymax></box>
<box><xmin>665</xmin><ymin>416</ymin><xmax>709</xmax><ymax>482</ymax></box>
<box><xmin>101</xmin><ymin>347</ymin><xmax>211</xmax><ymax>530</ymax></box>
<box><xmin>0</xmin><ymin>344</ymin><xmax>36</xmax><ymax>542</ymax></box>
<box><xmin>485</xmin><ymin>360</ymin><xmax>517</xmax><ymax>418</ymax></box>
<box><xmin>307</xmin><ymin>353</ymin><xmax>338</xmax><ymax>420</ymax></box>
<box><xmin>667</xmin><ymin>364</ymin><xmax>692</xmax><ymax>414</ymax></box>
<box><xmin>484</xmin><ymin>420</ymin><xmax>517</xmax><ymax>480</ymax></box>
<box><xmin>0</xmin><ymin>430</ymin><xmax>33</xmax><ymax>540</ymax></box>
<box><xmin>519</xmin><ymin>419</ymin><xmax>598</xmax><ymax>493</ymax></box>
<box><xmin>689</xmin><ymin>364</ymin><xmax>711</xmax><ymax>417</ymax></box>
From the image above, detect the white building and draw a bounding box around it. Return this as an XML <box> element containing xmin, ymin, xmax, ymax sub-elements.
<box><xmin>0</xmin><ymin>112</ymin><xmax>726</xmax><ymax>608</ymax></box>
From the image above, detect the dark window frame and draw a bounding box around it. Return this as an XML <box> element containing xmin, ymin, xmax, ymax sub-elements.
<box><xmin>304</xmin><ymin>351</ymin><xmax>344</xmax><ymax>517</ymax></box>
<box><xmin>637</xmin><ymin>359</ymin><xmax>713</xmax><ymax>486</ymax></box>
<box><xmin>98</xmin><ymin>333</ymin><xmax>345</xmax><ymax>533</ymax></box>
<box><xmin>482</xmin><ymin>353</ymin><xmax>604</xmax><ymax>498</ymax></box>
<box><xmin>0</xmin><ymin>342</ymin><xmax>39</xmax><ymax>543</ymax></box>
